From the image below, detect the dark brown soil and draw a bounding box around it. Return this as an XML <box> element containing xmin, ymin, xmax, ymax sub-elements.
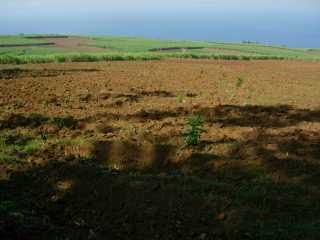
<box><xmin>1</xmin><ymin>60</ymin><xmax>320</xmax><ymax>240</ymax></box>
<box><xmin>0</xmin><ymin>67</ymin><xmax>99</xmax><ymax>79</ymax></box>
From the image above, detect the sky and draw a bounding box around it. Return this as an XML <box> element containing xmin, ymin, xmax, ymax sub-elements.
<box><xmin>1</xmin><ymin>0</ymin><xmax>320</xmax><ymax>47</ymax></box>
<box><xmin>1</xmin><ymin>0</ymin><xmax>320</xmax><ymax>17</ymax></box>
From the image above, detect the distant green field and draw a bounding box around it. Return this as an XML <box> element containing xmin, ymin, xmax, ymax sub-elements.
<box><xmin>87</xmin><ymin>36</ymin><xmax>211</xmax><ymax>52</ymax></box>
<box><xmin>87</xmin><ymin>36</ymin><xmax>318</xmax><ymax>58</ymax></box>
<box><xmin>0</xmin><ymin>35</ymin><xmax>319</xmax><ymax>64</ymax></box>
<box><xmin>0</xmin><ymin>36</ymin><xmax>46</xmax><ymax>45</ymax></box>
<box><xmin>84</xmin><ymin>36</ymin><xmax>320</xmax><ymax>59</ymax></box>
<box><xmin>0</xmin><ymin>47</ymin><xmax>67</xmax><ymax>56</ymax></box>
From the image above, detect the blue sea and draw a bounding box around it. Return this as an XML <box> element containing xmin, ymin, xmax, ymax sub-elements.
<box><xmin>1</xmin><ymin>11</ymin><xmax>319</xmax><ymax>48</ymax></box>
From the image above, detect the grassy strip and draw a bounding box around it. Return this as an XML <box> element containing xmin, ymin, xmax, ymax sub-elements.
<box><xmin>0</xmin><ymin>52</ymin><xmax>307</xmax><ymax>65</ymax></box>
<box><xmin>0</xmin><ymin>36</ymin><xmax>47</xmax><ymax>45</ymax></box>
<box><xmin>1</xmin><ymin>35</ymin><xmax>320</xmax><ymax>60</ymax></box>
<box><xmin>83</xmin><ymin>36</ymin><xmax>320</xmax><ymax>59</ymax></box>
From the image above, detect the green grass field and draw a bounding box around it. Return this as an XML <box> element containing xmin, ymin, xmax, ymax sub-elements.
<box><xmin>87</xmin><ymin>36</ymin><xmax>319</xmax><ymax>59</ymax></box>
<box><xmin>0</xmin><ymin>36</ymin><xmax>47</xmax><ymax>45</ymax></box>
<box><xmin>0</xmin><ymin>35</ymin><xmax>319</xmax><ymax>64</ymax></box>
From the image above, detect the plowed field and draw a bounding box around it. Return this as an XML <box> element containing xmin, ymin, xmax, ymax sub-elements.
<box><xmin>1</xmin><ymin>60</ymin><xmax>320</xmax><ymax>239</ymax></box>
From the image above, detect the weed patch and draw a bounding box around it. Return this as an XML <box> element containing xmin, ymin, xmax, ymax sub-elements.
<box><xmin>184</xmin><ymin>115</ymin><xmax>205</xmax><ymax>146</ymax></box>
<box><xmin>51</xmin><ymin>116</ymin><xmax>78</xmax><ymax>129</ymax></box>
<box><xmin>236</xmin><ymin>77</ymin><xmax>244</xmax><ymax>88</ymax></box>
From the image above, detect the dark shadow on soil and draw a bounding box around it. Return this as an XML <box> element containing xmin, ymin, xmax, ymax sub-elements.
<box><xmin>1</xmin><ymin>107</ymin><xmax>320</xmax><ymax>239</ymax></box>
<box><xmin>199</xmin><ymin>105</ymin><xmax>320</xmax><ymax>128</ymax></box>
<box><xmin>132</xmin><ymin>109</ymin><xmax>181</xmax><ymax>121</ymax></box>
<box><xmin>0</xmin><ymin>113</ymin><xmax>79</xmax><ymax>130</ymax></box>
<box><xmin>133</xmin><ymin>90</ymin><xmax>175</xmax><ymax>98</ymax></box>
<box><xmin>234</xmin><ymin>128</ymin><xmax>320</xmax><ymax>186</ymax></box>
<box><xmin>98</xmin><ymin>90</ymin><xmax>176</xmax><ymax>108</ymax></box>
<box><xmin>0</xmin><ymin>68</ymin><xmax>100</xmax><ymax>80</ymax></box>
<box><xmin>85</xmin><ymin>104</ymin><xmax>320</xmax><ymax>127</ymax></box>
<box><xmin>1</xmin><ymin>128</ymin><xmax>320</xmax><ymax>239</ymax></box>
<box><xmin>0</xmin><ymin>160</ymin><xmax>226</xmax><ymax>240</ymax></box>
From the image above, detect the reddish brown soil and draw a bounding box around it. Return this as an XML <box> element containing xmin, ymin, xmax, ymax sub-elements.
<box><xmin>1</xmin><ymin>60</ymin><xmax>320</xmax><ymax>119</ymax></box>
<box><xmin>41</xmin><ymin>37</ymin><xmax>106</xmax><ymax>52</ymax></box>
<box><xmin>1</xmin><ymin>59</ymin><xmax>320</xmax><ymax>239</ymax></box>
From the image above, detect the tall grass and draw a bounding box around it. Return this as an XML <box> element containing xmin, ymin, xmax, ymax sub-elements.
<box><xmin>0</xmin><ymin>52</ymin><xmax>293</xmax><ymax>65</ymax></box>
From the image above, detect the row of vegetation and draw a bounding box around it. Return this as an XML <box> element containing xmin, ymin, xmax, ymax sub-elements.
<box><xmin>0</xmin><ymin>52</ymin><xmax>298</xmax><ymax>64</ymax></box>
<box><xmin>0</xmin><ymin>35</ymin><xmax>319</xmax><ymax>64</ymax></box>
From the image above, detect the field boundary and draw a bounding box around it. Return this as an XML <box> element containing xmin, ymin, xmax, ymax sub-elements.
<box><xmin>24</xmin><ymin>35</ymin><xmax>69</xmax><ymax>39</ymax></box>
<box><xmin>0</xmin><ymin>52</ymin><xmax>309</xmax><ymax>65</ymax></box>
<box><xmin>149</xmin><ymin>46</ymin><xmax>205</xmax><ymax>51</ymax></box>
<box><xmin>0</xmin><ymin>43</ymin><xmax>55</xmax><ymax>48</ymax></box>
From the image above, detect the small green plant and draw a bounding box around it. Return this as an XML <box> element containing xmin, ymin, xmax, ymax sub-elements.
<box><xmin>56</xmin><ymin>137</ymin><xmax>86</xmax><ymax>146</ymax></box>
<box><xmin>1</xmin><ymin>132</ymin><xmax>45</xmax><ymax>160</ymax></box>
<box><xmin>177</xmin><ymin>95</ymin><xmax>184</xmax><ymax>103</ymax></box>
<box><xmin>184</xmin><ymin>115</ymin><xmax>205</xmax><ymax>146</ymax></box>
<box><xmin>40</xmin><ymin>132</ymin><xmax>48</xmax><ymax>141</ymax></box>
<box><xmin>0</xmin><ymin>200</ymin><xmax>16</xmax><ymax>213</ymax></box>
<box><xmin>41</xmin><ymin>100</ymin><xmax>49</xmax><ymax>107</ymax></box>
<box><xmin>23</xmin><ymin>142</ymin><xmax>41</xmax><ymax>154</ymax></box>
<box><xmin>236</xmin><ymin>77</ymin><xmax>244</xmax><ymax>88</ymax></box>
<box><xmin>0</xmin><ymin>153</ymin><xmax>19</xmax><ymax>163</ymax></box>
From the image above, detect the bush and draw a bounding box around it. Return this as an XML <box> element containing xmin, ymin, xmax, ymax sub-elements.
<box><xmin>236</xmin><ymin>77</ymin><xmax>244</xmax><ymax>88</ymax></box>
<box><xmin>184</xmin><ymin>115</ymin><xmax>205</xmax><ymax>146</ymax></box>
<box><xmin>0</xmin><ymin>52</ymin><xmax>294</xmax><ymax>65</ymax></box>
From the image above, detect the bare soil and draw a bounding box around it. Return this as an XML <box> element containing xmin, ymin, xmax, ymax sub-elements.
<box><xmin>40</xmin><ymin>37</ymin><xmax>107</xmax><ymax>52</ymax></box>
<box><xmin>1</xmin><ymin>59</ymin><xmax>320</xmax><ymax>239</ymax></box>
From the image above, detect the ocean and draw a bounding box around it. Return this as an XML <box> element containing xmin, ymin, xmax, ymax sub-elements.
<box><xmin>1</xmin><ymin>11</ymin><xmax>319</xmax><ymax>48</ymax></box>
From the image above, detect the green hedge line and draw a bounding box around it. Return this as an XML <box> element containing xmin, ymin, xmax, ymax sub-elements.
<box><xmin>0</xmin><ymin>52</ymin><xmax>295</xmax><ymax>65</ymax></box>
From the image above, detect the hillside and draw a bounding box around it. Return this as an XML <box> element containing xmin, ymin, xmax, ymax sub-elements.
<box><xmin>0</xmin><ymin>35</ymin><xmax>319</xmax><ymax>64</ymax></box>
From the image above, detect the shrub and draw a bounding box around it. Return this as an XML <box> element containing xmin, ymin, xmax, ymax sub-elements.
<box><xmin>184</xmin><ymin>115</ymin><xmax>204</xmax><ymax>146</ymax></box>
<box><xmin>56</xmin><ymin>55</ymin><xmax>67</xmax><ymax>63</ymax></box>
<box><xmin>177</xmin><ymin>95</ymin><xmax>184</xmax><ymax>103</ymax></box>
<box><xmin>236</xmin><ymin>77</ymin><xmax>244</xmax><ymax>88</ymax></box>
<box><xmin>0</xmin><ymin>51</ymin><xmax>296</xmax><ymax>65</ymax></box>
